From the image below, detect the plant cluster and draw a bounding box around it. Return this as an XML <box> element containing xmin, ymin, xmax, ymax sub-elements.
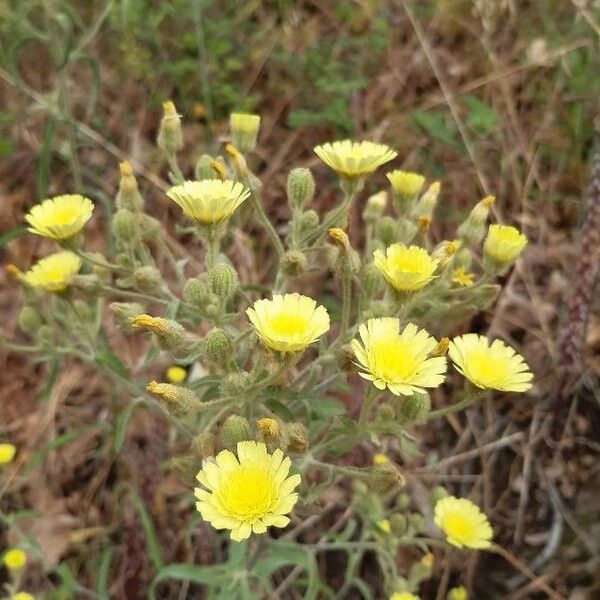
<box><xmin>2</xmin><ymin>102</ymin><xmax>533</xmax><ymax>599</ymax></box>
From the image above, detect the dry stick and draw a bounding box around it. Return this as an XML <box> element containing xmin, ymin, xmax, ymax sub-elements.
<box><xmin>491</xmin><ymin>543</ymin><xmax>565</xmax><ymax>600</ymax></box>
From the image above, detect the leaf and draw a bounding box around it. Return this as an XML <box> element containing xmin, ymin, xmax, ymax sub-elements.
<box><xmin>150</xmin><ymin>564</ymin><xmax>230</xmax><ymax>600</ymax></box>
<box><xmin>129</xmin><ymin>488</ymin><xmax>164</xmax><ymax>571</ymax></box>
<box><xmin>96</xmin><ymin>547</ymin><xmax>115</xmax><ymax>600</ymax></box>
<box><xmin>312</xmin><ymin>398</ymin><xmax>346</xmax><ymax>417</ymax></box>
<box><xmin>96</xmin><ymin>348</ymin><xmax>128</xmax><ymax>378</ymax></box>
<box><xmin>36</xmin><ymin>116</ymin><xmax>58</xmax><ymax>200</ymax></box>
<box><xmin>409</xmin><ymin>110</ymin><xmax>459</xmax><ymax>147</ymax></box>
<box><xmin>114</xmin><ymin>398</ymin><xmax>144</xmax><ymax>454</ymax></box>
<box><xmin>265</xmin><ymin>398</ymin><xmax>295</xmax><ymax>421</ymax></box>
<box><xmin>0</xmin><ymin>225</ymin><xmax>27</xmax><ymax>248</ymax></box>
<box><xmin>464</xmin><ymin>95</ymin><xmax>499</xmax><ymax>135</ymax></box>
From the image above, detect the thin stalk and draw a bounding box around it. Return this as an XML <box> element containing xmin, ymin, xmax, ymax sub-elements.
<box><xmin>248</xmin><ymin>189</ymin><xmax>285</xmax><ymax>258</ymax></box>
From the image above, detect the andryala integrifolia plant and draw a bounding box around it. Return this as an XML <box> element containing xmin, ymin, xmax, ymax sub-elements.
<box><xmin>3</xmin><ymin>100</ymin><xmax>533</xmax><ymax>598</ymax></box>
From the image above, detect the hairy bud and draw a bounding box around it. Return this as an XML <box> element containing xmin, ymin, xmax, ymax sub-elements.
<box><xmin>362</xmin><ymin>190</ymin><xmax>387</xmax><ymax>223</ymax></box>
<box><xmin>221</xmin><ymin>415</ymin><xmax>252</xmax><ymax>450</ymax></box>
<box><xmin>194</xmin><ymin>154</ymin><xmax>215</xmax><ymax>180</ymax></box>
<box><xmin>220</xmin><ymin>372</ymin><xmax>251</xmax><ymax>398</ymax></box>
<box><xmin>131</xmin><ymin>314</ymin><xmax>197</xmax><ymax>357</ymax></box>
<box><xmin>298</xmin><ymin>209</ymin><xmax>319</xmax><ymax>232</ymax></box>
<box><xmin>157</xmin><ymin>100</ymin><xmax>183</xmax><ymax>155</ymax></box>
<box><xmin>18</xmin><ymin>305</ymin><xmax>42</xmax><ymax>335</ymax></box>
<box><xmin>281</xmin><ymin>250</ymin><xmax>308</xmax><ymax>277</ymax></box>
<box><xmin>116</xmin><ymin>161</ymin><xmax>144</xmax><ymax>211</ymax></box>
<box><xmin>133</xmin><ymin>266</ymin><xmax>163</xmax><ymax>293</ymax></box>
<box><xmin>230</xmin><ymin>112</ymin><xmax>261</xmax><ymax>153</ymax></box>
<box><xmin>192</xmin><ymin>431</ymin><xmax>216</xmax><ymax>460</ymax></box>
<box><xmin>285</xmin><ymin>422</ymin><xmax>309</xmax><ymax>453</ymax></box>
<box><xmin>209</xmin><ymin>263</ymin><xmax>239</xmax><ymax>300</ymax></box>
<box><xmin>287</xmin><ymin>168</ymin><xmax>315</xmax><ymax>210</ymax></box>
<box><xmin>457</xmin><ymin>195</ymin><xmax>495</xmax><ymax>245</ymax></box>
<box><xmin>146</xmin><ymin>380</ymin><xmax>194</xmax><ymax>416</ymax></box>
<box><xmin>112</xmin><ymin>208</ymin><xmax>136</xmax><ymax>241</ymax></box>
<box><xmin>110</xmin><ymin>302</ymin><xmax>145</xmax><ymax>330</ymax></box>
<box><xmin>204</xmin><ymin>328</ymin><xmax>232</xmax><ymax>363</ymax></box>
<box><xmin>398</xmin><ymin>392</ymin><xmax>431</xmax><ymax>423</ymax></box>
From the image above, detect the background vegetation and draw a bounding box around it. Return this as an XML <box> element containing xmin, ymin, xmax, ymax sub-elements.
<box><xmin>1</xmin><ymin>0</ymin><xmax>599</xmax><ymax>598</ymax></box>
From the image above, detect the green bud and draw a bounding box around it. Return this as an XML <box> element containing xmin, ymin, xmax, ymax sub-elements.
<box><xmin>454</xmin><ymin>247</ymin><xmax>473</xmax><ymax>270</ymax></box>
<box><xmin>280</xmin><ymin>250</ymin><xmax>308</xmax><ymax>277</ymax></box>
<box><xmin>88</xmin><ymin>253</ymin><xmax>112</xmax><ymax>283</ymax></box>
<box><xmin>287</xmin><ymin>168</ymin><xmax>315</xmax><ymax>210</ymax></box>
<box><xmin>192</xmin><ymin>431</ymin><xmax>216</xmax><ymax>459</ymax></box>
<box><xmin>72</xmin><ymin>274</ymin><xmax>101</xmax><ymax>293</ymax></box>
<box><xmin>110</xmin><ymin>302</ymin><xmax>145</xmax><ymax>330</ymax></box>
<box><xmin>183</xmin><ymin>277</ymin><xmax>209</xmax><ymax>306</ymax></box>
<box><xmin>111</xmin><ymin>208</ymin><xmax>136</xmax><ymax>240</ymax></box>
<box><xmin>389</xmin><ymin>513</ymin><xmax>409</xmax><ymax>535</ymax></box>
<box><xmin>335</xmin><ymin>344</ymin><xmax>355</xmax><ymax>372</ymax></box>
<box><xmin>157</xmin><ymin>100</ymin><xmax>183</xmax><ymax>155</ymax></box>
<box><xmin>116</xmin><ymin>162</ymin><xmax>144</xmax><ymax>211</ymax></box>
<box><xmin>407</xmin><ymin>513</ymin><xmax>424</xmax><ymax>534</ymax></box>
<box><xmin>362</xmin><ymin>190</ymin><xmax>387</xmax><ymax>223</ymax></box>
<box><xmin>221</xmin><ymin>415</ymin><xmax>252</xmax><ymax>450</ymax></box>
<box><xmin>37</xmin><ymin>325</ymin><xmax>55</xmax><ymax>348</ymax></box>
<box><xmin>298</xmin><ymin>209</ymin><xmax>319</xmax><ymax>232</ymax></box>
<box><xmin>395</xmin><ymin>493</ymin><xmax>411</xmax><ymax>511</ymax></box>
<box><xmin>361</xmin><ymin>263</ymin><xmax>381</xmax><ymax>297</ymax></box>
<box><xmin>131</xmin><ymin>314</ymin><xmax>198</xmax><ymax>358</ymax></box>
<box><xmin>285</xmin><ymin>422</ymin><xmax>309</xmax><ymax>454</ymax></box>
<box><xmin>194</xmin><ymin>154</ymin><xmax>215</xmax><ymax>180</ymax></box>
<box><xmin>447</xmin><ymin>585</ymin><xmax>469</xmax><ymax>600</ymax></box>
<box><xmin>376</xmin><ymin>403</ymin><xmax>396</xmax><ymax>421</ymax></box>
<box><xmin>209</xmin><ymin>263</ymin><xmax>238</xmax><ymax>300</ymax></box>
<box><xmin>220</xmin><ymin>372</ymin><xmax>251</xmax><ymax>398</ymax></box>
<box><xmin>369</xmin><ymin>464</ymin><xmax>404</xmax><ymax>494</ymax></box>
<box><xmin>139</xmin><ymin>214</ymin><xmax>161</xmax><ymax>240</ymax></box>
<box><xmin>230</xmin><ymin>112</ymin><xmax>261</xmax><ymax>153</ymax></box>
<box><xmin>412</xmin><ymin>181</ymin><xmax>440</xmax><ymax>219</ymax></box>
<box><xmin>133</xmin><ymin>266</ymin><xmax>163</xmax><ymax>293</ymax></box>
<box><xmin>376</xmin><ymin>216</ymin><xmax>398</xmax><ymax>247</ymax></box>
<box><xmin>457</xmin><ymin>195</ymin><xmax>495</xmax><ymax>245</ymax></box>
<box><xmin>147</xmin><ymin>380</ymin><xmax>194</xmax><ymax>417</ymax></box>
<box><xmin>73</xmin><ymin>299</ymin><xmax>93</xmax><ymax>322</ymax></box>
<box><xmin>399</xmin><ymin>392</ymin><xmax>431</xmax><ymax>423</ymax></box>
<box><xmin>18</xmin><ymin>305</ymin><xmax>42</xmax><ymax>335</ymax></box>
<box><xmin>431</xmin><ymin>486</ymin><xmax>449</xmax><ymax>507</ymax></box>
<box><xmin>204</xmin><ymin>328</ymin><xmax>232</xmax><ymax>363</ymax></box>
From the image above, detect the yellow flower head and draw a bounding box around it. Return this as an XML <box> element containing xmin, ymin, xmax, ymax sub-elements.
<box><xmin>434</xmin><ymin>495</ymin><xmax>493</xmax><ymax>549</ymax></box>
<box><xmin>3</xmin><ymin>548</ymin><xmax>26</xmax><ymax>570</ymax></box>
<box><xmin>451</xmin><ymin>267</ymin><xmax>475</xmax><ymax>287</ymax></box>
<box><xmin>483</xmin><ymin>224</ymin><xmax>527</xmax><ymax>265</ymax></box>
<box><xmin>230</xmin><ymin>112</ymin><xmax>261</xmax><ymax>134</ymax></box>
<box><xmin>351</xmin><ymin>318</ymin><xmax>447</xmax><ymax>396</ymax></box>
<box><xmin>11</xmin><ymin>594</ymin><xmax>35</xmax><ymax>600</ymax></box>
<box><xmin>256</xmin><ymin>418</ymin><xmax>279</xmax><ymax>438</ymax></box>
<box><xmin>448</xmin><ymin>586</ymin><xmax>469</xmax><ymax>600</ymax></box>
<box><xmin>386</xmin><ymin>170</ymin><xmax>425</xmax><ymax>198</ymax></box>
<box><xmin>25</xmin><ymin>194</ymin><xmax>94</xmax><ymax>240</ymax></box>
<box><xmin>0</xmin><ymin>443</ymin><xmax>16</xmax><ymax>465</ymax></box>
<box><xmin>246</xmin><ymin>293</ymin><xmax>330</xmax><ymax>353</ymax></box>
<box><xmin>314</xmin><ymin>140</ymin><xmax>397</xmax><ymax>179</ymax></box>
<box><xmin>23</xmin><ymin>251</ymin><xmax>82</xmax><ymax>293</ymax></box>
<box><xmin>166</xmin><ymin>179</ymin><xmax>250</xmax><ymax>224</ymax></box>
<box><xmin>373</xmin><ymin>244</ymin><xmax>439</xmax><ymax>293</ymax></box>
<box><xmin>166</xmin><ymin>365</ymin><xmax>187</xmax><ymax>384</ymax></box>
<box><xmin>390</xmin><ymin>593</ymin><xmax>420</xmax><ymax>600</ymax></box>
<box><xmin>448</xmin><ymin>334</ymin><xmax>533</xmax><ymax>392</ymax></box>
<box><xmin>376</xmin><ymin>519</ymin><xmax>391</xmax><ymax>534</ymax></box>
<box><xmin>372</xmin><ymin>453</ymin><xmax>389</xmax><ymax>466</ymax></box>
<box><xmin>195</xmin><ymin>440</ymin><xmax>301</xmax><ymax>541</ymax></box>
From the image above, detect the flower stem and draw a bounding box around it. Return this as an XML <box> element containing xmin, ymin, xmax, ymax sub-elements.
<box><xmin>248</xmin><ymin>187</ymin><xmax>285</xmax><ymax>258</ymax></box>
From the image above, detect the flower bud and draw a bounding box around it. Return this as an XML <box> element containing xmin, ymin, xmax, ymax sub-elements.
<box><xmin>362</xmin><ymin>191</ymin><xmax>387</xmax><ymax>223</ymax></box>
<box><xmin>285</xmin><ymin>422</ymin><xmax>309</xmax><ymax>453</ymax></box>
<box><xmin>432</xmin><ymin>239</ymin><xmax>461</xmax><ymax>271</ymax></box>
<box><xmin>221</xmin><ymin>415</ymin><xmax>252</xmax><ymax>450</ymax></box>
<box><xmin>376</xmin><ymin>403</ymin><xmax>396</xmax><ymax>421</ymax></box>
<box><xmin>389</xmin><ymin>513</ymin><xmax>408</xmax><ymax>535</ymax></box>
<box><xmin>409</xmin><ymin>551</ymin><xmax>433</xmax><ymax>581</ymax></box>
<box><xmin>37</xmin><ymin>325</ymin><xmax>55</xmax><ymax>349</ymax></box>
<box><xmin>220</xmin><ymin>372</ymin><xmax>251</xmax><ymax>398</ymax></box>
<box><xmin>287</xmin><ymin>168</ymin><xmax>315</xmax><ymax>210</ymax></box>
<box><xmin>376</xmin><ymin>519</ymin><xmax>391</xmax><ymax>534</ymax></box>
<box><xmin>209</xmin><ymin>263</ymin><xmax>239</xmax><ymax>300</ymax></box>
<box><xmin>88</xmin><ymin>252</ymin><xmax>112</xmax><ymax>283</ymax></box>
<box><xmin>413</xmin><ymin>181</ymin><xmax>440</xmax><ymax>219</ymax></box>
<box><xmin>224</xmin><ymin>144</ymin><xmax>248</xmax><ymax>178</ymax></box>
<box><xmin>204</xmin><ymin>327</ymin><xmax>232</xmax><ymax>363</ymax></box>
<box><xmin>111</xmin><ymin>208</ymin><xmax>136</xmax><ymax>241</ymax></box>
<box><xmin>133</xmin><ymin>266</ymin><xmax>163</xmax><ymax>293</ymax></box>
<box><xmin>183</xmin><ymin>276</ymin><xmax>209</xmax><ymax>306</ymax></box>
<box><xmin>431</xmin><ymin>485</ymin><xmax>449</xmax><ymax>506</ymax></box>
<box><xmin>194</xmin><ymin>154</ymin><xmax>215</xmax><ymax>180</ymax></box>
<box><xmin>399</xmin><ymin>392</ymin><xmax>431</xmax><ymax>423</ymax></box>
<box><xmin>157</xmin><ymin>100</ymin><xmax>183</xmax><ymax>155</ymax></box>
<box><xmin>18</xmin><ymin>305</ymin><xmax>42</xmax><ymax>335</ymax></box>
<box><xmin>191</xmin><ymin>431</ymin><xmax>216</xmax><ymax>459</ymax></box>
<box><xmin>256</xmin><ymin>418</ymin><xmax>284</xmax><ymax>451</ymax></box>
<box><xmin>210</xmin><ymin>159</ymin><xmax>228</xmax><ymax>181</ymax></box>
<box><xmin>280</xmin><ymin>250</ymin><xmax>308</xmax><ymax>277</ymax></box>
<box><xmin>407</xmin><ymin>513</ymin><xmax>424</xmax><ymax>534</ymax></box>
<box><xmin>335</xmin><ymin>344</ymin><xmax>355</xmax><ymax>372</ymax></box>
<box><xmin>110</xmin><ymin>302</ymin><xmax>145</xmax><ymax>330</ymax></box>
<box><xmin>361</xmin><ymin>263</ymin><xmax>381</xmax><ymax>297</ymax></box>
<box><xmin>230</xmin><ymin>112</ymin><xmax>261</xmax><ymax>153</ymax></box>
<box><xmin>387</xmin><ymin>170</ymin><xmax>425</xmax><ymax>201</ymax></box>
<box><xmin>72</xmin><ymin>274</ymin><xmax>101</xmax><ymax>293</ymax></box>
<box><xmin>369</xmin><ymin>463</ymin><xmax>404</xmax><ymax>494</ymax></box>
<box><xmin>146</xmin><ymin>380</ymin><xmax>194</xmax><ymax>416</ymax></box>
<box><xmin>457</xmin><ymin>195</ymin><xmax>495</xmax><ymax>245</ymax></box>
<box><xmin>483</xmin><ymin>224</ymin><xmax>527</xmax><ymax>270</ymax></box>
<box><xmin>376</xmin><ymin>216</ymin><xmax>398</xmax><ymax>247</ymax></box>
<box><xmin>116</xmin><ymin>161</ymin><xmax>144</xmax><ymax>211</ymax></box>
<box><xmin>298</xmin><ymin>209</ymin><xmax>319</xmax><ymax>232</ymax></box>
<box><xmin>131</xmin><ymin>314</ymin><xmax>197</xmax><ymax>357</ymax></box>
<box><xmin>139</xmin><ymin>214</ymin><xmax>161</xmax><ymax>240</ymax></box>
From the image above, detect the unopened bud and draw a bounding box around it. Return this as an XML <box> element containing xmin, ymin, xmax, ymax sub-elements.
<box><xmin>410</xmin><ymin>551</ymin><xmax>434</xmax><ymax>580</ymax></box>
<box><xmin>387</xmin><ymin>170</ymin><xmax>425</xmax><ymax>201</ymax></box>
<box><xmin>116</xmin><ymin>162</ymin><xmax>144</xmax><ymax>211</ymax></box>
<box><xmin>209</xmin><ymin>263</ymin><xmax>239</xmax><ymax>300</ymax></box>
<box><xmin>413</xmin><ymin>181</ymin><xmax>440</xmax><ymax>219</ymax></box>
<box><xmin>369</xmin><ymin>463</ymin><xmax>404</xmax><ymax>494</ymax></box>
<box><xmin>194</xmin><ymin>154</ymin><xmax>215</xmax><ymax>180</ymax></box>
<box><xmin>110</xmin><ymin>302</ymin><xmax>145</xmax><ymax>330</ymax></box>
<box><xmin>376</xmin><ymin>403</ymin><xmax>396</xmax><ymax>421</ymax></box>
<box><xmin>298</xmin><ymin>209</ymin><xmax>319</xmax><ymax>231</ymax></box>
<box><xmin>399</xmin><ymin>392</ymin><xmax>431</xmax><ymax>423</ymax></box>
<box><xmin>256</xmin><ymin>418</ymin><xmax>282</xmax><ymax>450</ymax></box>
<box><xmin>139</xmin><ymin>214</ymin><xmax>161</xmax><ymax>240</ymax></box>
<box><xmin>192</xmin><ymin>431</ymin><xmax>216</xmax><ymax>459</ymax></box>
<box><xmin>457</xmin><ymin>195</ymin><xmax>495</xmax><ymax>245</ymax></box>
<box><xmin>220</xmin><ymin>372</ymin><xmax>251</xmax><ymax>398</ymax></box>
<box><xmin>131</xmin><ymin>314</ymin><xmax>196</xmax><ymax>356</ymax></box>
<box><xmin>230</xmin><ymin>112</ymin><xmax>261</xmax><ymax>153</ymax></box>
<box><xmin>407</xmin><ymin>513</ymin><xmax>424</xmax><ymax>534</ymax></box>
<box><xmin>221</xmin><ymin>415</ymin><xmax>252</xmax><ymax>450</ymax></box>
<box><xmin>133</xmin><ymin>266</ymin><xmax>163</xmax><ymax>293</ymax></box>
<box><xmin>183</xmin><ymin>277</ymin><xmax>209</xmax><ymax>306</ymax></box>
<box><xmin>224</xmin><ymin>144</ymin><xmax>248</xmax><ymax>177</ymax></box>
<box><xmin>285</xmin><ymin>422</ymin><xmax>309</xmax><ymax>453</ymax></box>
<box><xmin>210</xmin><ymin>159</ymin><xmax>227</xmax><ymax>181</ymax></box>
<box><xmin>287</xmin><ymin>168</ymin><xmax>315</xmax><ymax>210</ymax></box>
<box><xmin>147</xmin><ymin>380</ymin><xmax>194</xmax><ymax>416</ymax></box>
<box><xmin>430</xmin><ymin>337</ymin><xmax>450</xmax><ymax>357</ymax></box>
<box><xmin>72</xmin><ymin>274</ymin><xmax>101</xmax><ymax>293</ymax></box>
<box><xmin>157</xmin><ymin>100</ymin><xmax>183</xmax><ymax>155</ymax></box>
<box><xmin>376</xmin><ymin>216</ymin><xmax>398</xmax><ymax>247</ymax></box>
<box><xmin>280</xmin><ymin>250</ymin><xmax>308</xmax><ymax>277</ymax></box>
<box><xmin>363</xmin><ymin>191</ymin><xmax>387</xmax><ymax>223</ymax></box>
<box><xmin>204</xmin><ymin>328</ymin><xmax>232</xmax><ymax>363</ymax></box>
<box><xmin>389</xmin><ymin>513</ymin><xmax>408</xmax><ymax>535</ymax></box>
<box><xmin>328</xmin><ymin>227</ymin><xmax>350</xmax><ymax>251</ymax></box>
<box><xmin>431</xmin><ymin>486</ymin><xmax>449</xmax><ymax>506</ymax></box>
<box><xmin>432</xmin><ymin>239</ymin><xmax>461</xmax><ymax>271</ymax></box>
<box><xmin>37</xmin><ymin>324</ymin><xmax>55</xmax><ymax>348</ymax></box>
<box><xmin>111</xmin><ymin>208</ymin><xmax>136</xmax><ymax>240</ymax></box>
<box><xmin>361</xmin><ymin>263</ymin><xmax>381</xmax><ymax>297</ymax></box>
<box><xmin>335</xmin><ymin>344</ymin><xmax>355</xmax><ymax>372</ymax></box>
<box><xmin>18</xmin><ymin>305</ymin><xmax>42</xmax><ymax>335</ymax></box>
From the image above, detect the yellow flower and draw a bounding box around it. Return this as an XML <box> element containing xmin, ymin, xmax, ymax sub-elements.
<box><xmin>448</xmin><ymin>334</ymin><xmax>533</xmax><ymax>392</ymax></box>
<box><xmin>351</xmin><ymin>318</ymin><xmax>447</xmax><ymax>396</ymax></box>
<box><xmin>11</xmin><ymin>594</ymin><xmax>35</xmax><ymax>600</ymax></box>
<box><xmin>230</xmin><ymin>112</ymin><xmax>261</xmax><ymax>134</ymax></box>
<box><xmin>390</xmin><ymin>593</ymin><xmax>420</xmax><ymax>600</ymax></box>
<box><xmin>434</xmin><ymin>495</ymin><xmax>493</xmax><ymax>549</ymax></box>
<box><xmin>372</xmin><ymin>453</ymin><xmax>389</xmax><ymax>465</ymax></box>
<box><xmin>25</xmin><ymin>194</ymin><xmax>94</xmax><ymax>240</ymax></box>
<box><xmin>22</xmin><ymin>252</ymin><xmax>82</xmax><ymax>293</ymax></box>
<box><xmin>0</xmin><ymin>443</ymin><xmax>16</xmax><ymax>464</ymax></box>
<box><xmin>376</xmin><ymin>519</ymin><xmax>391</xmax><ymax>533</ymax></box>
<box><xmin>246</xmin><ymin>293</ymin><xmax>330</xmax><ymax>353</ymax></box>
<box><xmin>195</xmin><ymin>441</ymin><xmax>301</xmax><ymax>541</ymax></box>
<box><xmin>166</xmin><ymin>365</ymin><xmax>187</xmax><ymax>384</ymax></box>
<box><xmin>448</xmin><ymin>586</ymin><xmax>469</xmax><ymax>600</ymax></box>
<box><xmin>483</xmin><ymin>224</ymin><xmax>527</xmax><ymax>265</ymax></box>
<box><xmin>451</xmin><ymin>267</ymin><xmax>474</xmax><ymax>287</ymax></box>
<box><xmin>386</xmin><ymin>170</ymin><xmax>425</xmax><ymax>198</ymax></box>
<box><xmin>166</xmin><ymin>179</ymin><xmax>250</xmax><ymax>224</ymax></box>
<box><xmin>374</xmin><ymin>244</ymin><xmax>439</xmax><ymax>293</ymax></box>
<box><xmin>314</xmin><ymin>140</ymin><xmax>397</xmax><ymax>178</ymax></box>
<box><xmin>3</xmin><ymin>548</ymin><xmax>26</xmax><ymax>570</ymax></box>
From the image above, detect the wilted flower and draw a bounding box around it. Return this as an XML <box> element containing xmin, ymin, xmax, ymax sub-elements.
<box><xmin>448</xmin><ymin>334</ymin><xmax>533</xmax><ymax>392</ymax></box>
<box><xmin>195</xmin><ymin>441</ymin><xmax>301</xmax><ymax>541</ymax></box>
<box><xmin>373</xmin><ymin>244</ymin><xmax>438</xmax><ymax>293</ymax></box>
<box><xmin>314</xmin><ymin>140</ymin><xmax>397</xmax><ymax>179</ymax></box>
<box><xmin>351</xmin><ymin>318</ymin><xmax>447</xmax><ymax>396</ymax></box>
<box><xmin>23</xmin><ymin>252</ymin><xmax>82</xmax><ymax>292</ymax></box>
<box><xmin>246</xmin><ymin>293</ymin><xmax>330</xmax><ymax>353</ymax></box>
<box><xmin>434</xmin><ymin>495</ymin><xmax>493</xmax><ymax>549</ymax></box>
<box><xmin>483</xmin><ymin>224</ymin><xmax>527</xmax><ymax>266</ymax></box>
<box><xmin>166</xmin><ymin>179</ymin><xmax>250</xmax><ymax>224</ymax></box>
<box><xmin>25</xmin><ymin>194</ymin><xmax>94</xmax><ymax>240</ymax></box>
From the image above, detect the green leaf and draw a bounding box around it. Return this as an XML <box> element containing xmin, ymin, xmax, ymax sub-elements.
<box><xmin>130</xmin><ymin>488</ymin><xmax>164</xmax><ymax>571</ymax></box>
<box><xmin>114</xmin><ymin>398</ymin><xmax>144</xmax><ymax>453</ymax></box>
<box><xmin>96</xmin><ymin>348</ymin><xmax>128</xmax><ymax>378</ymax></box>
<box><xmin>464</xmin><ymin>95</ymin><xmax>499</xmax><ymax>135</ymax></box>
<box><xmin>312</xmin><ymin>398</ymin><xmax>346</xmax><ymax>417</ymax></box>
<box><xmin>150</xmin><ymin>564</ymin><xmax>230</xmax><ymax>600</ymax></box>
<box><xmin>96</xmin><ymin>547</ymin><xmax>115</xmax><ymax>600</ymax></box>
<box><xmin>0</xmin><ymin>225</ymin><xmax>27</xmax><ymax>248</ymax></box>
<box><xmin>265</xmin><ymin>398</ymin><xmax>295</xmax><ymax>421</ymax></box>
<box><xmin>409</xmin><ymin>110</ymin><xmax>459</xmax><ymax>147</ymax></box>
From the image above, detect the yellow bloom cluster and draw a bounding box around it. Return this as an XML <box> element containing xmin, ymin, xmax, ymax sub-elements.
<box><xmin>166</xmin><ymin>179</ymin><xmax>250</xmax><ymax>224</ymax></box>
<box><xmin>246</xmin><ymin>293</ymin><xmax>330</xmax><ymax>353</ymax></box>
<box><xmin>25</xmin><ymin>194</ymin><xmax>94</xmax><ymax>240</ymax></box>
<box><xmin>351</xmin><ymin>318</ymin><xmax>447</xmax><ymax>396</ymax></box>
<box><xmin>374</xmin><ymin>244</ymin><xmax>438</xmax><ymax>293</ymax></box>
<box><xmin>23</xmin><ymin>251</ymin><xmax>82</xmax><ymax>292</ymax></box>
<box><xmin>195</xmin><ymin>441</ymin><xmax>301</xmax><ymax>541</ymax></box>
<box><xmin>314</xmin><ymin>140</ymin><xmax>397</xmax><ymax>178</ymax></box>
<box><xmin>434</xmin><ymin>495</ymin><xmax>493</xmax><ymax>549</ymax></box>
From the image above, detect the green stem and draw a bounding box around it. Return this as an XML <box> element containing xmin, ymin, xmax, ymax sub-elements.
<box><xmin>358</xmin><ymin>386</ymin><xmax>379</xmax><ymax>424</ymax></box>
<box><xmin>339</xmin><ymin>274</ymin><xmax>352</xmax><ymax>340</ymax></box>
<box><xmin>248</xmin><ymin>188</ymin><xmax>285</xmax><ymax>258</ymax></box>
<box><xmin>305</xmin><ymin>191</ymin><xmax>355</xmax><ymax>244</ymax></box>
<box><xmin>426</xmin><ymin>389</ymin><xmax>484</xmax><ymax>420</ymax></box>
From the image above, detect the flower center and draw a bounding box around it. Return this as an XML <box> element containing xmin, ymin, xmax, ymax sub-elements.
<box><xmin>391</xmin><ymin>252</ymin><xmax>429</xmax><ymax>274</ymax></box>
<box><xmin>466</xmin><ymin>349</ymin><xmax>510</xmax><ymax>385</ymax></box>
<box><xmin>444</xmin><ymin>513</ymin><xmax>475</xmax><ymax>542</ymax></box>
<box><xmin>269</xmin><ymin>312</ymin><xmax>309</xmax><ymax>337</ymax></box>
<box><xmin>219</xmin><ymin>465</ymin><xmax>276</xmax><ymax>520</ymax></box>
<box><xmin>50</xmin><ymin>207</ymin><xmax>79</xmax><ymax>226</ymax></box>
<box><xmin>371</xmin><ymin>338</ymin><xmax>419</xmax><ymax>381</ymax></box>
